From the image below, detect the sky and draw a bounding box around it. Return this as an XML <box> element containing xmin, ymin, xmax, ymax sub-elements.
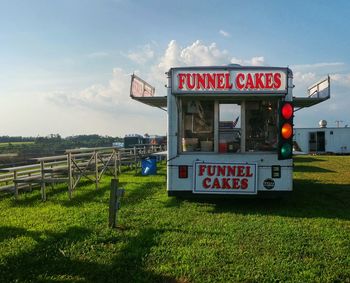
<box><xmin>1</xmin><ymin>0</ymin><xmax>350</xmax><ymax>137</ymax></box>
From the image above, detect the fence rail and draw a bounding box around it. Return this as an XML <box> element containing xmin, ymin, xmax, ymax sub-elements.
<box><xmin>0</xmin><ymin>145</ymin><xmax>166</xmax><ymax>200</ymax></box>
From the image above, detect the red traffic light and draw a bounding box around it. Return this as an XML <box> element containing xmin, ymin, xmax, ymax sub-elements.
<box><xmin>281</xmin><ymin>103</ymin><xmax>293</xmax><ymax>119</ymax></box>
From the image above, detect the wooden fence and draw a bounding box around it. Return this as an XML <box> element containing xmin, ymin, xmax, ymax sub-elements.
<box><xmin>0</xmin><ymin>145</ymin><xmax>165</xmax><ymax>200</ymax></box>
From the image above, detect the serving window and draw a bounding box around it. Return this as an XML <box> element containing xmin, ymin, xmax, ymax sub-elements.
<box><xmin>245</xmin><ymin>100</ymin><xmax>278</xmax><ymax>152</ymax></box>
<box><xmin>219</xmin><ymin>103</ymin><xmax>241</xmax><ymax>153</ymax></box>
<box><xmin>179</xmin><ymin>98</ymin><xmax>278</xmax><ymax>153</ymax></box>
<box><xmin>181</xmin><ymin>99</ymin><xmax>214</xmax><ymax>152</ymax></box>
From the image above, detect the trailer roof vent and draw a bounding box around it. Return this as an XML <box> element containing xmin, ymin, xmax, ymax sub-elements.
<box><xmin>319</xmin><ymin>120</ymin><xmax>327</xmax><ymax>128</ymax></box>
<box><xmin>227</xmin><ymin>63</ymin><xmax>241</xmax><ymax>67</ymax></box>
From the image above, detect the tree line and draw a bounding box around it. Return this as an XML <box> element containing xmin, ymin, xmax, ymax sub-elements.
<box><xmin>0</xmin><ymin>134</ymin><xmax>122</xmax><ymax>145</ymax></box>
<box><xmin>0</xmin><ymin>135</ymin><xmax>124</xmax><ymax>165</ymax></box>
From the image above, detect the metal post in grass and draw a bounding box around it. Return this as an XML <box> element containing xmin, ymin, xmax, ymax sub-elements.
<box><xmin>118</xmin><ymin>150</ymin><xmax>122</xmax><ymax>174</ymax></box>
<box><xmin>13</xmin><ymin>170</ymin><xmax>18</xmax><ymax>199</ymax></box>
<box><xmin>68</xmin><ymin>152</ymin><xmax>73</xmax><ymax>199</ymax></box>
<box><xmin>113</xmin><ymin>149</ymin><xmax>117</xmax><ymax>178</ymax></box>
<box><xmin>40</xmin><ymin>161</ymin><xmax>46</xmax><ymax>201</ymax></box>
<box><xmin>133</xmin><ymin>146</ymin><xmax>137</xmax><ymax>173</ymax></box>
<box><xmin>95</xmin><ymin>151</ymin><xmax>99</xmax><ymax>190</ymax></box>
<box><xmin>109</xmin><ymin>178</ymin><xmax>125</xmax><ymax>228</ymax></box>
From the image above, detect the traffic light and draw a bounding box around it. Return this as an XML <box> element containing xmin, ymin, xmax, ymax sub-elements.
<box><xmin>278</xmin><ymin>101</ymin><xmax>294</xmax><ymax>160</ymax></box>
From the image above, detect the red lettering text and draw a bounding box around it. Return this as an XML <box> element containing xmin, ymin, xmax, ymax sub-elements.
<box><xmin>236</xmin><ymin>73</ymin><xmax>245</xmax><ymax>89</ymax></box>
<box><xmin>233</xmin><ymin>178</ymin><xmax>240</xmax><ymax>189</ymax></box>
<box><xmin>177</xmin><ymin>72</ymin><xmax>233</xmax><ymax>91</ymax></box>
<box><xmin>178</xmin><ymin>74</ymin><xmax>186</xmax><ymax>89</ymax></box>
<box><xmin>265</xmin><ymin>73</ymin><xmax>273</xmax><ymax>88</ymax></box>
<box><xmin>273</xmin><ymin>73</ymin><xmax>281</xmax><ymax>89</ymax></box>
<box><xmin>237</xmin><ymin>166</ymin><xmax>245</xmax><ymax>177</ymax></box>
<box><xmin>245</xmin><ymin>166</ymin><xmax>253</xmax><ymax>177</ymax></box>
<box><xmin>241</xmin><ymin>178</ymin><xmax>248</xmax><ymax>189</ymax></box>
<box><xmin>217</xmin><ymin>165</ymin><xmax>226</xmax><ymax>176</ymax></box>
<box><xmin>199</xmin><ymin>165</ymin><xmax>206</xmax><ymax>176</ymax></box>
<box><xmin>203</xmin><ymin>178</ymin><xmax>211</xmax><ymax>188</ymax></box>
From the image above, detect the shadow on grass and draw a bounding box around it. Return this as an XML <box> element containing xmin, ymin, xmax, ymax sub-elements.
<box><xmin>112</xmin><ymin>228</ymin><xmax>179</xmax><ymax>282</ymax></box>
<box><xmin>6</xmin><ymin>178</ymin><xmax>111</xmax><ymax>208</ymax></box>
<box><xmin>294</xmin><ymin>165</ymin><xmax>335</xmax><ymax>173</ymax></box>
<box><xmin>293</xmin><ymin>156</ymin><xmax>327</xmax><ymax>163</ymax></box>
<box><xmin>0</xmin><ymin>226</ymin><xmax>98</xmax><ymax>282</ymax></box>
<box><xmin>0</xmin><ymin>226</ymin><xmax>41</xmax><ymax>243</ymax></box>
<box><xmin>6</xmin><ymin>174</ymin><xmax>165</xmax><ymax>209</ymax></box>
<box><xmin>121</xmin><ymin>181</ymin><xmax>165</xmax><ymax>206</ymax></box>
<box><xmin>60</xmin><ymin>183</ymin><xmax>109</xmax><ymax>207</ymax></box>
<box><xmin>165</xmin><ymin>179</ymin><xmax>350</xmax><ymax>220</ymax></box>
<box><xmin>133</xmin><ymin>168</ymin><xmax>167</xmax><ymax>177</ymax></box>
<box><xmin>0</xmin><ymin>225</ymin><xmax>178</xmax><ymax>283</ymax></box>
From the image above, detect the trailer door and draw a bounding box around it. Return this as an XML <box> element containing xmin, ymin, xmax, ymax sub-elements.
<box><xmin>316</xmin><ymin>131</ymin><xmax>325</xmax><ymax>152</ymax></box>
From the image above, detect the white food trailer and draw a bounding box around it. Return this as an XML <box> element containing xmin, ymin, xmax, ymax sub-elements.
<box><xmin>294</xmin><ymin>125</ymin><xmax>350</xmax><ymax>154</ymax></box>
<box><xmin>131</xmin><ymin>66</ymin><xmax>330</xmax><ymax>197</ymax></box>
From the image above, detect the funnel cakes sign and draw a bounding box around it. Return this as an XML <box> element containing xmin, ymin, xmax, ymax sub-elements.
<box><xmin>171</xmin><ymin>67</ymin><xmax>288</xmax><ymax>95</ymax></box>
<box><xmin>193</xmin><ymin>162</ymin><xmax>257</xmax><ymax>194</ymax></box>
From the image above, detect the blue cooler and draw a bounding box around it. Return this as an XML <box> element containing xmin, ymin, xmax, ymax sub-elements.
<box><xmin>141</xmin><ymin>156</ymin><xmax>157</xmax><ymax>175</ymax></box>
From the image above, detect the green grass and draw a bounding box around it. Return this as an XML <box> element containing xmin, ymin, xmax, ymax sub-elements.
<box><xmin>0</xmin><ymin>156</ymin><xmax>349</xmax><ymax>282</ymax></box>
<box><xmin>0</xmin><ymin>142</ymin><xmax>35</xmax><ymax>155</ymax></box>
<box><xmin>0</xmin><ymin>142</ymin><xmax>34</xmax><ymax>148</ymax></box>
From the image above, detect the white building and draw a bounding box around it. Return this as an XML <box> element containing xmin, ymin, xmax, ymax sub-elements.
<box><xmin>294</xmin><ymin>122</ymin><xmax>350</xmax><ymax>154</ymax></box>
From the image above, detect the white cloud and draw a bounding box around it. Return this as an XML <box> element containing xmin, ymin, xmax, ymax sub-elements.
<box><xmin>87</xmin><ymin>51</ymin><xmax>109</xmax><ymax>58</ymax></box>
<box><xmin>127</xmin><ymin>44</ymin><xmax>155</xmax><ymax>64</ymax></box>
<box><xmin>157</xmin><ymin>40</ymin><xmax>182</xmax><ymax>72</ymax></box>
<box><xmin>157</xmin><ymin>40</ymin><xmax>231</xmax><ymax>71</ymax></box>
<box><xmin>293</xmin><ymin>72</ymin><xmax>329</xmax><ymax>97</ymax></box>
<box><xmin>48</xmin><ymin>68</ymin><xmax>136</xmax><ymax>114</ymax></box>
<box><xmin>230</xmin><ymin>56</ymin><xmax>266</xmax><ymax>66</ymax></box>
<box><xmin>151</xmin><ymin>40</ymin><xmax>234</xmax><ymax>91</ymax></box>
<box><xmin>219</xmin><ymin>29</ymin><xmax>230</xmax><ymax>37</ymax></box>
<box><xmin>293</xmin><ymin>71</ymin><xmax>350</xmax><ymax>96</ymax></box>
<box><xmin>46</xmin><ymin>67</ymin><xmax>167</xmax><ymax>136</ymax></box>
<box><xmin>292</xmin><ymin>62</ymin><xmax>344</xmax><ymax>70</ymax></box>
<box><xmin>250</xmin><ymin>56</ymin><xmax>265</xmax><ymax>66</ymax></box>
<box><xmin>293</xmin><ymin>71</ymin><xmax>317</xmax><ymax>84</ymax></box>
<box><xmin>330</xmin><ymin>73</ymin><xmax>350</xmax><ymax>87</ymax></box>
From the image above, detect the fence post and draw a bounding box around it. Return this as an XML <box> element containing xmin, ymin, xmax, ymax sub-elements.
<box><xmin>13</xmin><ymin>170</ymin><xmax>18</xmax><ymax>199</ymax></box>
<box><xmin>113</xmin><ymin>149</ymin><xmax>117</xmax><ymax>178</ymax></box>
<box><xmin>68</xmin><ymin>152</ymin><xmax>73</xmax><ymax>199</ymax></box>
<box><xmin>109</xmin><ymin>178</ymin><xmax>125</xmax><ymax>228</ymax></box>
<box><xmin>40</xmin><ymin>161</ymin><xmax>46</xmax><ymax>201</ymax></box>
<box><xmin>118</xmin><ymin>151</ymin><xmax>121</xmax><ymax>173</ymax></box>
<box><xmin>95</xmin><ymin>151</ymin><xmax>99</xmax><ymax>190</ymax></box>
<box><xmin>134</xmin><ymin>146</ymin><xmax>139</xmax><ymax>174</ymax></box>
<box><xmin>28</xmin><ymin>172</ymin><xmax>32</xmax><ymax>192</ymax></box>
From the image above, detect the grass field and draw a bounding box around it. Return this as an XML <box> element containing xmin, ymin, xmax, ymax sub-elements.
<box><xmin>0</xmin><ymin>142</ymin><xmax>34</xmax><ymax>148</ymax></box>
<box><xmin>0</xmin><ymin>155</ymin><xmax>349</xmax><ymax>282</ymax></box>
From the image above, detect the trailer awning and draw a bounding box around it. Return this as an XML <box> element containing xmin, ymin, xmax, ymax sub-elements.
<box><xmin>130</xmin><ymin>74</ymin><xmax>167</xmax><ymax>110</ymax></box>
<box><xmin>131</xmin><ymin>96</ymin><xmax>167</xmax><ymax>108</ymax></box>
<box><xmin>293</xmin><ymin>96</ymin><xmax>329</xmax><ymax>108</ymax></box>
<box><xmin>293</xmin><ymin>76</ymin><xmax>330</xmax><ymax>110</ymax></box>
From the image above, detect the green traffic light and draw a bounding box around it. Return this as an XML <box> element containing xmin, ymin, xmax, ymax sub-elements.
<box><xmin>281</xmin><ymin>143</ymin><xmax>292</xmax><ymax>158</ymax></box>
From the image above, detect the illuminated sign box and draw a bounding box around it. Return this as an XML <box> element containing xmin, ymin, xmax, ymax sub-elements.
<box><xmin>130</xmin><ymin>74</ymin><xmax>155</xmax><ymax>97</ymax></box>
<box><xmin>171</xmin><ymin>67</ymin><xmax>288</xmax><ymax>95</ymax></box>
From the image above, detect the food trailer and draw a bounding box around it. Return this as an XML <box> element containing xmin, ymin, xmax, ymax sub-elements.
<box><xmin>131</xmin><ymin>66</ymin><xmax>330</xmax><ymax>196</ymax></box>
